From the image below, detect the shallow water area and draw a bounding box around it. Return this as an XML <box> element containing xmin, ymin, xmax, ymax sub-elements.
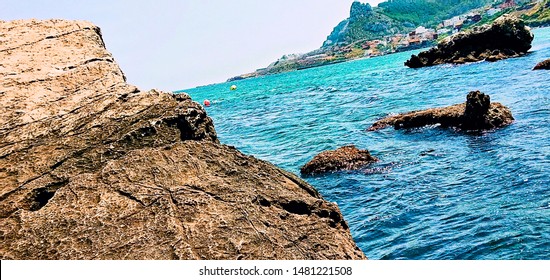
<box><xmin>183</xmin><ymin>27</ymin><xmax>550</xmax><ymax>259</ymax></box>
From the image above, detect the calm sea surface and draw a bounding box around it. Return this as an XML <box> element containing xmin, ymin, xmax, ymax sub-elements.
<box><xmin>182</xmin><ymin>27</ymin><xmax>550</xmax><ymax>259</ymax></box>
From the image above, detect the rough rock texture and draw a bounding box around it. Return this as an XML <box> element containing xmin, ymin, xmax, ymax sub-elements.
<box><xmin>368</xmin><ymin>91</ymin><xmax>514</xmax><ymax>131</ymax></box>
<box><xmin>301</xmin><ymin>146</ymin><xmax>378</xmax><ymax>175</ymax></box>
<box><xmin>0</xmin><ymin>19</ymin><xmax>365</xmax><ymax>260</ymax></box>
<box><xmin>405</xmin><ymin>15</ymin><xmax>534</xmax><ymax>68</ymax></box>
<box><xmin>533</xmin><ymin>58</ymin><xmax>550</xmax><ymax>70</ymax></box>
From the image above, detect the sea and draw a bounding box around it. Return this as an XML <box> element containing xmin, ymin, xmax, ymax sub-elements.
<box><xmin>181</xmin><ymin>27</ymin><xmax>550</xmax><ymax>260</ymax></box>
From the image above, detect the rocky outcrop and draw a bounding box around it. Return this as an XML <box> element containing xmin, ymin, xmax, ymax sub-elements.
<box><xmin>368</xmin><ymin>91</ymin><xmax>514</xmax><ymax>131</ymax></box>
<box><xmin>0</xmin><ymin>19</ymin><xmax>365</xmax><ymax>260</ymax></box>
<box><xmin>350</xmin><ymin>1</ymin><xmax>373</xmax><ymax>19</ymax></box>
<box><xmin>533</xmin><ymin>58</ymin><xmax>550</xmax><ymax>70</ymax></box>
<box><xmin>322</xmin><ymin>2</ymin><xmax>407</xmax><ymax>47</ymax></box>
<box><xmin>405</xmin><ymin>15</ymin><xmax>534</xmax><ymax>68</ymax></box>
<box><xmin>301</xmin><ymin>146</ymin><xmax>378</xmax><ymax>175</ymax></box>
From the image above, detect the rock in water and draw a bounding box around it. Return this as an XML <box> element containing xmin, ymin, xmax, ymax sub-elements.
<box><xmin>533</xmin><ymin>58</ymin><xmax>550</xmax><ymax>70</ymax></box>
<box><xmin>405</xmin><ymin>15</ymin><xmax>534</xmax><ymax>68</ymax></box>
<box><xmin>368</xmin><ymin>91</ymin><xmax>514</xmax><ymax>131</ymax></box>
<box><xmin>0</xmin><ymin>19</ymin><xmax>365</xmax><ymax>260</ymax></box>
<box><xmin>301</xmin><ymin>145</ymin><xmax>378</xmax><ymax>175</ymax></box>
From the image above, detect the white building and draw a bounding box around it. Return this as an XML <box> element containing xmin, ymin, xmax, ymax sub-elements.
<box><xmin>415</xmin><ymin>26</ymin><xmax>428</xmax><ymax>34</ymax></box>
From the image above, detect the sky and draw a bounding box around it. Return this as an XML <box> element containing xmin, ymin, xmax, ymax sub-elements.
<box><xmin>1</xmin><ymin>0</ymin><xmax>386</xmax><ymax>91</ymax></box>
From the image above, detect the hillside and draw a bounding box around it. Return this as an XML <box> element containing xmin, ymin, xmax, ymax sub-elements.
<box><xmin>378</xmin><ymin>0</ymin><xmax>494</xmax><ymax>26</ymax></box>
<box><xmin>322</xmin><ymin>2</ymin><xmax>409</xmax><ymax>47</ymax></box>
<box><xmin>228</xmin><ymin>0</ymin><xmax>548</xmax><ymax>82</ymax></box>
<box><xmin>322</xmin><ymin>0</ymin><xmax>494</xmax><ymax>48</ymax></box>
<box><xmin>517</xmin><ymin>0</ymin><xmax>550</xmax><ymax>27</ymax></box>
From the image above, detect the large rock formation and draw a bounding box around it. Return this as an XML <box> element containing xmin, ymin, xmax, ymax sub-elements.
<box><xmin>301</xmin><ymin>146</ymin><xmax>378</xmax><ymax>175</ymax></box>
<box><xmin>368</xmin><ymin>91</ymin><xmax>514</xmax><ymax>131</ymax></box>
<box><xmin>533</xmin><ymin>58</ymin><xmax>550</xmax><ymax>70</ymax></box>
<box><xmin>405</xmin><ymin>15</ymin><xmax>534</xmax><ymax>68</ymax></box>
<box><xmin>322</xmin><ymin>2</ymin><xmax>407</xmax><ymax>47</ymax></box>
<box><xmin>0</xmin><ymin>19</ymin><xmax>365</xmax><ymax>260</ymax></box>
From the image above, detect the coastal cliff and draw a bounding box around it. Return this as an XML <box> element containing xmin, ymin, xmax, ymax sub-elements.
<box><xmin>0</xmin><ymin>19</ymin><xmax>365</xmax><ymax>260</ymax></box>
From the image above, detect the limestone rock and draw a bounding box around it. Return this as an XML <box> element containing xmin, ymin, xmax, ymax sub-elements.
<box><xmin>405</xmin><ymin>15</ymin><xmax>534</xmax><ymax>68</ymax></box>
<box><xmin>301</xmin><ymin>145</ymin><xmax>378</xmax><ymax>175</ymax></box>
<box><xmin>350</xmin><ymin>2</ymin><xmax>373</xmax><ymax>20</ymax></box>
<box><xmin>368</xmin><ymin>91</ymin><xmax>514</xmax><ymax>131</ymax></box>
<box><xmin>533</xmin><ymin>58</ymin><xmax>550</xmax><ymax>70</ymax></box>
<box><xmin>0</xmin><ymin>19</ymin><xmax>365</xmax><ymax>260</ymax></box>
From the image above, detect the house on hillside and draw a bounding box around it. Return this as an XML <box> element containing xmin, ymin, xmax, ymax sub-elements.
<box><xmin>500</xmin><ymin>0</ymin><xmax>517</xmax><ymax>9</ymax></box>
<box><xmin>437</xmin><ymin>28</ymin><xmax>451</xmax><ymax>35</ymax></box>
<box><xmin>414</xmin><ymin>26</ymin><xmax>437</xmax><ymax>40</ymax></box>
<box><xmin>443</xmin><ymin>16</ymin><xmax>462</xmax><ymax>27</ymax></box>
<box><xmin>465</xmin><ymin>13</ymin><xmax>482</xmax><ymax>23</ymax></box>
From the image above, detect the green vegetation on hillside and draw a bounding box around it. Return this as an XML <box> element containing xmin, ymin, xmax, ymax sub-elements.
<box><xmin>322</xmin><ymin>0</ymin><xmax>495</xmax><ymax>47</ymax></box>
<box><xmin>229</xmin><ymin>0</ymin><xmax>549</xmax><ymax>82</ymax></box>
<box><xmin>323</xmin><ymin>2</ymin><xmax>409</xmax><ymax>47</ymax></box>
<box><xmin>378</xmin><ymin>0</ymin><xmax>494</xmax><ymax>26</ymax></box>
<box><xmin>519</xmin><ymin>0</ymin><xmax>550</xmax><ymax>27</ymax></box>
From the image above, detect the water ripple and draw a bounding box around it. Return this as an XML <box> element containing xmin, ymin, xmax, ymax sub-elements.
<box><xmin>185</xmin><ymin>28</ymin><xmax>550</xmax><ymax>259</ymax></box>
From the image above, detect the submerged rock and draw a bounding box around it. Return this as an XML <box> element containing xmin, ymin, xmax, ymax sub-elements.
<box><xmin>368</xmin><ymin>91</ymin><xmax>514</xmax><ymax>131</ymax></box>
<box><xmin>301</xmin><ymin>145</ymin><xmax>378</xmax><ymax>175</ymax></box>
<box><xmin>533</xmin><ymin>58</ymin><xmax>550</xmax><ymax>70</ymax></box>
<box><xmin>405</xmin><ymin>15</ymin><xmax>533</xmax><ymax>68</ymax></box>
<box><xmin>0</xmin><ymin>19</ymin><xmax>365</xmax><ymax>260</ymax></box>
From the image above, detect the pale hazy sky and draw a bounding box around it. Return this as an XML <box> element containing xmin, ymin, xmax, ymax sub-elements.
<box><xmin>1</xmin><ymin>0</ymin><xmax>386</xmax><ymax>90</ymax></box>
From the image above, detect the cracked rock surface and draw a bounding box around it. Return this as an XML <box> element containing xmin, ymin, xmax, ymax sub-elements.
<box><xmin>0</xmin><ymin>19</ymin><xmax>365</xmax><ymax>260</ymax></box>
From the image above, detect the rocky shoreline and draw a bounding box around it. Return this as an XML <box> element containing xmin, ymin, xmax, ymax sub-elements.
<box><xmin>0</xmin><ymin>19</ymin><xmax>365</xmax><ymax>260</ymax></box>
<box><xmin>405</xmin><ymin>15</ymin><xmax>533</xmax><ymax>68</ymax></box>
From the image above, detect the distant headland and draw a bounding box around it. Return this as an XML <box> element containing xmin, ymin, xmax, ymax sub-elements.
<box><xmin>228</xmin><ymin>0</ymin><xmax>550</xmax><ymax>82</ymax></box>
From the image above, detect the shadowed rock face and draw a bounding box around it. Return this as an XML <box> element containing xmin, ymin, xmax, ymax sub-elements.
<box><xmin>405</xmin><ymin>15</ymin><xmax>533</xmax><ymax>68</ymax></box>
<box><xmin>301</xmin><ymin>145</ymin><xmax>378</xmax><ymax>175</ymax></box>
<box><xmin>0</xmin><ymin>19</ymin><xmax>365</xmax><ymax>260</ymax></box>
<box><xmin>368</xmin><ymin>91</ymin><xmax>514</xmax><ymax>132</ymax></box>
<box><xmin>533</xmin><ymin>58</ymin><xmax>550</xmax><ymax>70</ymax></box>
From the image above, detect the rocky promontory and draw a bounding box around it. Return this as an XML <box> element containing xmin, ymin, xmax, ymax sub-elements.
<box><xmin>0</xmin><ymin>19</ymin><xmax>365</xmax><ymax>260</ymax></box>
<box><xmin>368</xmin><ymin>91</ymin><xmax>514</xmax><ymax>131</ymax></box>
<box><xmin>301</xmin><ymin>146</ymin><xmax>378</xmax><ymax>175</ymax></box>
<box><xmin>533</xmin><ymin>58</ymin><xmax>550</xmax><ymax>70</ymax></box>
<box><xmin>405</xmin><ymin>15</ymin><xmax>534</xmax><ymax>68</ymax></box>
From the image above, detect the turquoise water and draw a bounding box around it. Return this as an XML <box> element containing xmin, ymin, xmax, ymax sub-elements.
<box><xmin>182</xmin><ymin>28</ymin><xmax>550</xmax><ymax>260</ymax></box>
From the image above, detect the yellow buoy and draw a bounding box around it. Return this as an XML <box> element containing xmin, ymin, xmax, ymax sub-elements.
<box><xmin>230</xmin><ymin>85</ymin><xmax>237</xmax><ymax>91</ymax></box>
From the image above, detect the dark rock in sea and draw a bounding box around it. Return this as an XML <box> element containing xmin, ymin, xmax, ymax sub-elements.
<box><xmin>0</xmin><ymin>19</ymin><xmax>365</xmax><ymax>260</ymax></box>
<box><xmin>405</xmin><ymin>15</ymin><xmax>534</xmax><ymax>68</ymax></box>
<box><xmin>368</xmin><ymin>91</ymin><xmax>514</xmax><ymax>131</ymax></box>
<box><xmin>301</xmin><ymin>145</ymin><xmax>378</xmax><ymax>175</ymax></box>
<box><xmin>533</xmin><ymin>58</ymin><xmax>550</xmax><ymax>70</ymax></box>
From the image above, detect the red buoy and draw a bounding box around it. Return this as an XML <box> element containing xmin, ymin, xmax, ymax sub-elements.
<box><xmin>203</xmin><ymin>99</ymin><xmax>211</xmax><ymax>107</ymax></box>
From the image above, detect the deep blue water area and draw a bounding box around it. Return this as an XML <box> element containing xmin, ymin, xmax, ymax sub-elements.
<box><xmin>182</xmin><ymin>27</ymin><xmax>550</xmax><ymax>259</ymax></box>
